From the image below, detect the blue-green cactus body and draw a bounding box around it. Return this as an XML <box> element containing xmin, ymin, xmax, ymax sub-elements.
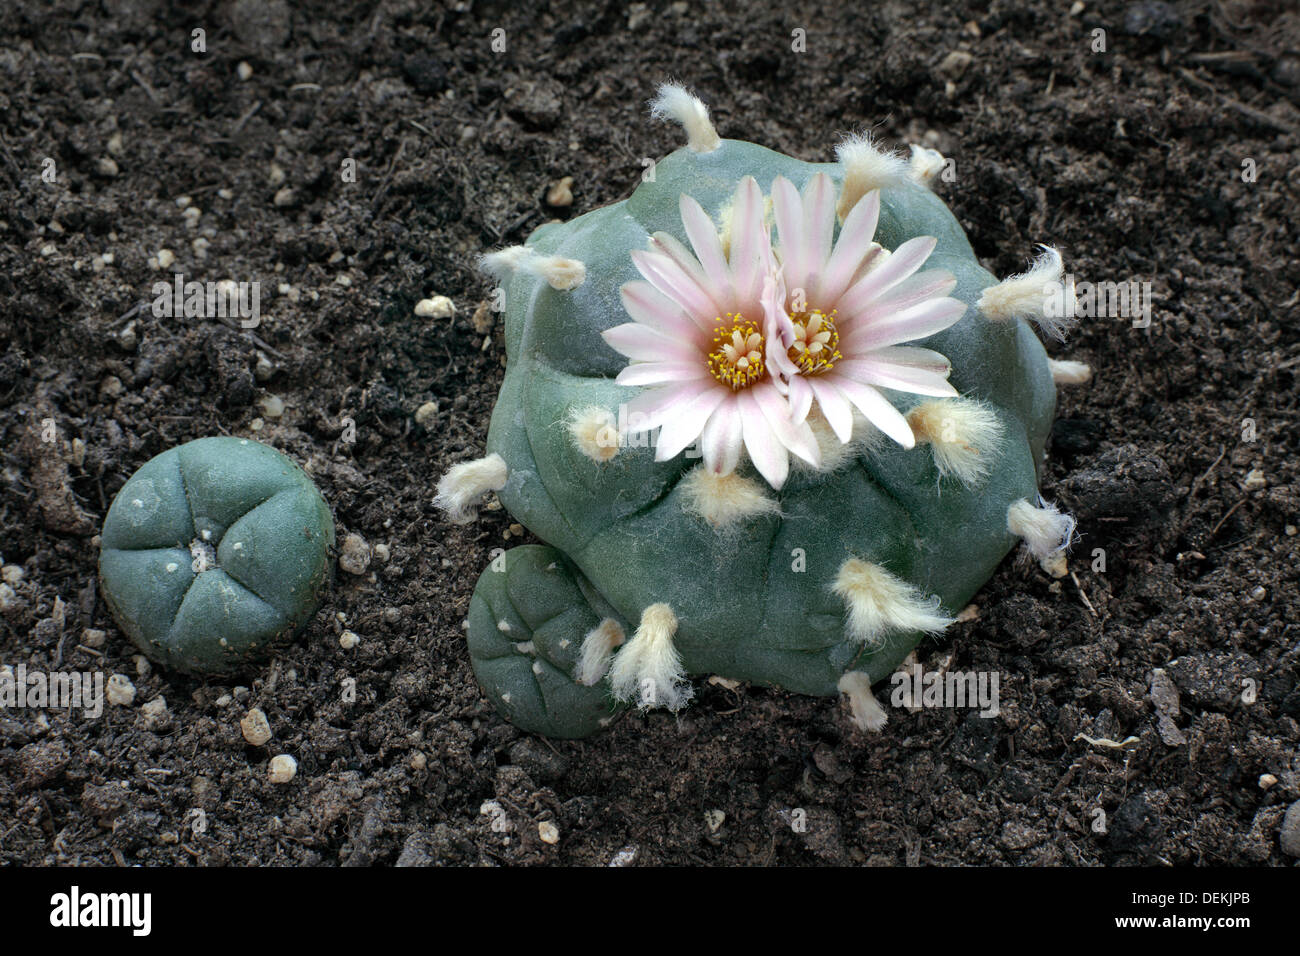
<box><xmin>99</xmin><ymin>437</ymin><xmax>335</xmax><ymax>675</ymax></box>
<box><xmin>469</xmin><ymin>140</ymin><xmax>1054</xmax><ymax>738</ymax></box>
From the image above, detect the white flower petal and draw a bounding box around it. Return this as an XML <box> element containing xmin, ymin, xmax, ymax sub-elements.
<box><xmin>807</xmin><ymin>377</ymin><xmax>854</xmax><ymax>443</ymax></box>
<box><xmin>625</xmin><ymin>380</ymin><xmax>716</xmax><ymax>431</ymax></box>
<box><xmin>850</xmin><ymin>269</ymin><xmax>957</xmax><ymax>324</ymax></box>
<box><xmin>801</xmin><ymin>173</ymin><xmax>836</xmax><ymax>286</ymax></box>
<box><xmin>602</xmin><ymin>322</ymin><xmax>700</xmax><ymax>363</ymax></box>
<box><xmin>615</xmin><ymin>360</ymin><xmax>709</xmax><ymax>388</ymax></box>
<box><xmin>831</xmin><ymin>378</ymin><xmax>915</xmax><ymax>448</ymax></box>
<box><xmin>837</xmin><ymin>358</ymin><xmax>958</xmax><ymax>397</ymax></box>
<box><xmin>841</xmin><ymin>295</ymin><xmax>966</xmax><ymax>353</ymax></box>
<box><xmin>771</xmin><ymin>176</ymin><xmax>807</xmax><ymax>292</ymax></box>
<box><xmin>619</xmin><ymin>281</ymin><xmax>702</xmax><ymax>340</ymax></box>
<box><xmin>655</xmin><ymin>388</ymin><xmax>727</xmax><ymax>461</ymax></box>
<box><xmin>700</xmin><ymin>398</ymin><xmax>744</xmax><ymax>476</ymax></box>
<box><xmin>815</xmin><ymin>190</ymin><xmax>881</xmax><ymax>304</ymax></box>
<box><xmin>753</xmin><ymin>383</ymin><xmax>820</xmax><ymax>468</ymax></box>
<box><xmin>837</xmin><ymin>236</ymin><xmax>938</xmax><ymax>317</ymax></box>
<box><xmin>630</xmin><ymin>249</ymin><xmax>717</xmax><ymax>328</ymax></box>
<box><xmin>737</xmin><ymin>388</ymin><xmax>789</xmax><ymax>489</ymax></box>
<box><xmin>679</xmin><ymin>195</ymin><xmax>733</xmax><ymax>300</ymax></box>
<box><xmin>727</xmin><ymin>177</ymin><xmax>767</xmax><ymax>305</ymax></box>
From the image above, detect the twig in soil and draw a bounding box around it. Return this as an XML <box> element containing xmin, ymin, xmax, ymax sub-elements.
<box><xmin>371</xmin><ymin>141</ymin><xmax>406</xmax><ymax>213</ymax></box>
<box><xmin>209</xmin><ymin>315</ymin><xmax>287</xmax><ymax>359</ymax></box>
<box><xmin>129</xmin><ymin>70</ymin><xmax>161</xmax><ymax>106</ymax></box>
<box><xmin>1175</xmin><ymin>68</ymin><xmax>1299</xmax><ymax>134</ymax></box>
<box><xmin>1188</xmin><ymin>444</ymin><xmax>1226</xmax><ymax>500</ymax></box>
<box><xmin>232</xmin><ymin>100</ymin><xmax>262</xmax><ymax>135</ymax></box>
<box><xmin>1070</xmin><ymin>571</ymin><xmax>1097</xmax><ymax>618</ymax></box>
<box><xmin>1208</xmin><ymin>497</ymin><xmax>1248</xmax><ymax>537</ymax></box>
<box><xmin>0</xmin><ymin>131</ymin><xmax>22</xmax><ymax>179</ymax></box>
<box><xmin>109</xmin><ymin>300</ymin><xmax>148</xmax><ymax>328</ymax></box>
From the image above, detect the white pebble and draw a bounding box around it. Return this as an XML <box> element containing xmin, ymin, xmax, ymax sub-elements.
<box><xmin>268</xmin><ymin>754</ymin><xmax>298</xmax><ymax>784</ymax></box>
<box><xmin>106</xmin><ymin>674</ymin><xmax>136</xmax><ymax>706</ymax></box>
<box><xmin>338</xmin><ymin>533</ymin><xmax>371</xmax><ymax>575</ymax></box>
<box><xmin>240</xmin><ymin>708</ymin><xmax>273</xmax><ymax>746</ymax></box>
<box><xmin>339</xmin><ymin>630</ymin><xmax>360</xmax><ymax>650</ymax></box>
<box><xmin>414</xmin><ymin>296</ymin><xmax>456</xmax><ymax>319</ymax></box>
<box><xmin>538</xmin><ymin>821</ymin><xmax>560</xmax><ymax>845</ymax></box>
<box><xmin>258</xmin><ymin>395</ymin><xmax>285</xmax><ymax>418</ymax></box>
<box><xmin>414</xmin><ymin>401</ymin><xmax>439</xmax><ymax>428</ymax></box>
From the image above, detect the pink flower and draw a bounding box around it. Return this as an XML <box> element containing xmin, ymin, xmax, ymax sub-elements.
<box><xmin>602</xmin><ymin>176</ymin><xmax>819</xmax><ymax>489</ymax></box>
<box><xmin>769</xmin><ymin>173</ymin><xmax>967</xmax><ymax>447</ymax></box>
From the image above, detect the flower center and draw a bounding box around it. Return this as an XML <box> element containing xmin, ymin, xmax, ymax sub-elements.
<box><xmin>788</xmin><ymin>308</ymin><xmax>841</xmax><ymax>375</ymax></box>
<box><xmin>707</xmin><ymin>314</ymin><xmax>766</xmax><ymax>390</ymax></box>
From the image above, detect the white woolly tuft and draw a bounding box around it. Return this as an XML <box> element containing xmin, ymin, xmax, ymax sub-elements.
<box><xmin>567</xmin><ymin>405</ymin><xmax>620</xmax><ymax>463</ymax></box>
<box><xmin>574</xmin><ymin>618</ymin><xmax>625</xmax><ymax>686</ymax></box>
<box><xmin>1007</xmin><ymin>497</ymin><xmax>1076</xmax><ymax>577</ymax></box>
<box><xmin>479</xmin><ymin>245</ymin><xmax>586</xmax><ymax>291</ymax></box>
<box><xmin>608</xmin><ymin>603</ymin><xmax>693</xmax><ymax>711</ymax></box>
<box><xmin>838</xmin><ymin>671</ymin><xmax>888</xmax><ymax>732</ymax></box>
<box><xmin>907</xmin><ymin>144</ymin><xmax>947</xmax><ymax>187</ymax></box>
<box><xmin>433</xmin><ymin>453</ymin><xmax>508</xmax><ymax>524</ymax></box>
<box><xmin>835</xmin><ymin>132</ymin><xmax>909</xmax><ymax>221</ymax></box>
<box><xmin>1049</xmin><ymin>358</ymin><xmax>1092</xmax><ymax>385</ymax></box>
<box><xmin>977</xmin><ymin>246</ymin><xmax>1076</xmax><ymax>339</ymax></box>
<box><xmin>832</xmin><ymin>558</ymin><xmax>953</xmax><ymax>647</ymax></box>
<box><xmin>906</xmin><ymin>398</ymin><xmax>1005</xmax><ymax>486</ymax></box>
<box><xmin>650</xmin><ymin>83</ymin><xmax>721</xmax><ymax>153</ymax></box>
<box><xmin>680</xmin><ymin>466</ymin><xmax>780</xmax><ymax>528</ymax></box>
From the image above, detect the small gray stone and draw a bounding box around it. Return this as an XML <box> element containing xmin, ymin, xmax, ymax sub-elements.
<box><xmin>1280</xmin><ymin>801</ymin><xmax>1300</xmax><ymax>858</ymax></box>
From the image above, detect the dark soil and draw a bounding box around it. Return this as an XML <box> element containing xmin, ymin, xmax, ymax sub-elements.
<box><xmin>1</xmin><ymin>0</ymin><xmax>1297</xmax><ymax>866</ymax></box>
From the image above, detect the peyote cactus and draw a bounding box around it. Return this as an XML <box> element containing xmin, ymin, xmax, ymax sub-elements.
<box><xmin>439</xmin><ymin>85</ymin><xmax>1085</xmax><ymax>739</ymax></box>
<box><xmin>99</xmin><ymin>437</ymin><xmax>335</xmax><ymax>675</ymax></box>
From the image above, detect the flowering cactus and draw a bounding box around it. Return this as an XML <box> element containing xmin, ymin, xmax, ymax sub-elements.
<box><xmin>439</xmin><ymin>85</ymin><xmax>1085</xmax><ymax>739</ymax></box>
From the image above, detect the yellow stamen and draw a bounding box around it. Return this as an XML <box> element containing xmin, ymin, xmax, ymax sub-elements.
<box><xmin>707</xmin><ymin>314</ymin><xmax>766</xmax><ymax>390</ymax></box>
<box><xmin>788</xmin><ymin>308</ymin><xmax>842</xmax><ymax>375</ymax></box>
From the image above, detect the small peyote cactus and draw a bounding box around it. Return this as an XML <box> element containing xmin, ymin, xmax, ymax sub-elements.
<box><xmin>440</xmin><ymin>85</ymin><xmax>1086</xmax><ymax>739</ymax></box>
<box><xmin>99</xmin><ymin>437</ymin><xmax>335</xmax><ymax>674</ymax></box>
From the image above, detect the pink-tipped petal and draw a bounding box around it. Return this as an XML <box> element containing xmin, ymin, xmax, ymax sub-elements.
<box><xmin>615</xmin><ymin>360</ymin><xmax>709</xmax><ymax>387</ymax></box>
<box><xmin>832</xmin><ymin>378</ymin><xmax>915</xmax><ymax>448</ymax></box>
<box><xmin>619</xmin><ymin>281</ymin><xmax>703</xmax><ymax>341</ymax></box>
<box><xmin>801</xmin><ymin>173</ymin><xmax>836</xmax><ymax>284</ymax></box>
<box><xmin>837</xmin><ymin>358</ymin><xmax>958</xmax><ymax>397</ymax></box>
<box><xmin>808</xmin><ymin>377</ymin><xmax>854</xmax><ymax>442</ymax></box>
<box><xmin>849</xmin><ymin>269</ymin><xmax>958</xmax><ymax>326</ymax></box>
<box><xmin>654</xmin><ymin>388</ymin><xmax>727</xmax><ymax>461</ymax></box>
<box><xmin>700</xmin><ymin>398</ymin><xmax>744</xmax><ymax>476</ymax></box>
<box><xmin>787</xmin><ymin>374</ymin><xmax>814</xmax><ymax>425</ymax></box>
<box><xmin>815</xmin><ymin>190</ymin><xmax>881</xmax><ymax>304</ymax></box>
<box><xmin>630</xmin><ymin>249</ymin><xmax>717</xmax><ymax>329</ymax></box>
<box><xmin>738</xmin><ymin>389</ymin><xmax>790</xmax><ymax>489</ymax></box>
<box><xmin>841</xmin><ymin>296</ymin><xmax>966</xmax><ymax>353</ymax></box>
<box><xmin>771</xmin><ymin>176</ymin><xmax>806</xmax><ymax>292</ymax></box>
<box><xmin>625</xmin><ymin>379</ymin><xmax>716</xmax><ymax>431</ymax></box>
<box><xmin>837</xmin><ymin>236</ymin><xmax>938</xmax><ymax>316</ymax></box>
<box><xmin>727</xmin><ymin>177</ymin><xmax>767</xmax><ymax>304</ymax></box>
<box><xmin>602</xmin><ymin>322</ymin><xmax>700</xmax><ymax>363</ymax></box>
<box><xmin>753</xmin><ymin>383</ymin><xmax>820</xmax><ymax>468</ymax></box>
<box><xmin>679</xmin><ymin>195</ymin><xmax>733</xmax><ymax>300</ymax></box>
